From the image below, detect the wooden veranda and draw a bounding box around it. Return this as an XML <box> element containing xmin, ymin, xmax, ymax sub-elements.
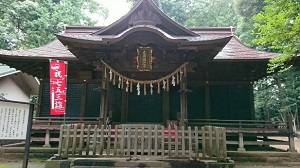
<box><xmin>31</xmin><ymin>116</ymin><xmax>297</xmax><ymax>152</ymax></box>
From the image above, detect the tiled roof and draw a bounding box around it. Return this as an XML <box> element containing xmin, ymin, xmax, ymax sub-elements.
<box><xmin>58</xmin><ymin>25</ymin><xmax>232</xmax><ymax>44</ymax></box>
<box><xmin>0</xmin><ymin>40</ymin><xmax>76</xmax><ymax>60</ymax></box>
<box><xmin>0</xmin><ymin>26</ymin><xmax>276</xmax><ymax>61</ymax></box>
<box><xmin>215</xmin><ymin>36</ymin><xmax>276</xmax><ymax>60</ymax></box>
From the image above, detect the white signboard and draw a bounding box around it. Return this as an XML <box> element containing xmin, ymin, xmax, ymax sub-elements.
<box><xmin>0</xmin><ymin>101</ymin><xmax>30</xmax><ymax>140</ymax></box>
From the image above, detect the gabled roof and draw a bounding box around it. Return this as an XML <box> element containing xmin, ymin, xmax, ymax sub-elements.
<box><xmin>57</xmin><ymin>25</ymin><xmax>231</xmax><ymax>46</ymax></box>
<box><xmin>191</xmin><ymin>27</ymin><xmax>277</xmax><ymax>60</ymax></box>
<box><xmin>0</xmin><ymin>26</ymin><xmax>276</xmax><ymax>61</ymax></box>
<box><xmin>92</xmin><ymin>0</ymin><xmax>198</xmax><ymax>36</ymax></box>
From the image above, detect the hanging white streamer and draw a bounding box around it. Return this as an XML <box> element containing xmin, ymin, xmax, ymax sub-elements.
<box><xmin>137</xmin><ymin>83</ymin><xmax>140</xmax><ymax>95</ymax></box>
<box><xmin>109</xmin><ymin>70</ymin><xmax>113</xmax><ymax>81</ymax></box>
<box><xmin>162</xmin><ymin>80</ymin><xmax>166</xmax><ymax>90</ymax></box>
<box><xmin>126</xmin><ymin>80</ymin><xmax>129</xmax><ymax>92</ymax></box>
<box><xmin>172</xmin><ymin>76</ymin><xmax>176</xmax><ymax>86</ymax></box>
<box><xmin>118</xmin><ymin>76</ymin><xmax>121</xmax><ymax>88</ymax></box>
<box><xmin>180</xmin><ymin>70</ymin><xmax>183</xmax><ymax>81</ymax></box>
<box><xmin>150</xmin><ymin>83</ymin><xmax>153</xmax><ymax>95</ymax></box>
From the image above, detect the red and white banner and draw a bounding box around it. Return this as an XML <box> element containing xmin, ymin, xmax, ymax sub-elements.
<box><xmin>49</xmin><ymin>59</ymin><xmax>67</xmax><ymax>115</ymax></box>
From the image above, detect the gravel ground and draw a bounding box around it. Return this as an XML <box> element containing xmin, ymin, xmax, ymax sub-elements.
<box><xmin>1</xmin><ymin>160</ymin><xmax>300</xmax><ymax>168</ymax></box>
<box><xmin>0</xmin><ymin>159</ymin><xmax>46</xmax><ymax>168</ymax></box>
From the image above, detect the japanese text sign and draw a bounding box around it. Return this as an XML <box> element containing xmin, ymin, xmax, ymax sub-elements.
<box><xmin>137</xmin><ymin>47</ymin><xmax>152</xmax><ymax>71</ymax></box>
<box><xmin>49</xmin><ymin>59</ymin><xmax>67</xmax><ymax>115</ymax></box>
<box><xmin>0</xmin><ymin>101</ymin><xmax>30</xmax><ymax>140</ymax></box>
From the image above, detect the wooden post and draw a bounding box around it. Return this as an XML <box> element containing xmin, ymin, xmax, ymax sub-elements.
<box><xmin>86</xmin><ymin>125</ymin><xmax>91</xmax><ymax>155</ymax></box>
<box><xmin>100</xmin><ymin>70</ymin><xmax>109</xmax><ymax>126</ymax></box>
<box><xmin>163</xmin><ymin>91</ymin><xmax>170</xmax><ymax>126</ymax></box>
<box><xmin>194</xmin><ymin>126</ymin><xmax>199</xmax><ymax>158</ymax></box>
<box><xmin>204</xmin><ymin>71</ymin><xmax>211</xmax><ymax>119</ymax></box>
<box><xmin>80</xmin><ymin>82</ymin><xmax>87</xmax><ymax>119</ymax></box>
<box><xmin>121</xmin><ymin>89</ymin><xmax>128</xmax><ymax>123</ymax></box>
<box><xmin>237</xmin><ymin>132</ymin><xmax>246</xmax><ymax>152</ymax></box>
<box><xmin>58</xmin><ymin>125</ymin><xmax>64</xmax><ymax>156</ymax></box>
<box><xmin>288</xmin><ymin>115</ymin><xmax>297</xmax><ymax>152</ymax></box>
<box><xmin>180</xmin><ymin>66</ymin><xmax>187</xmax><ymax>127</ymax></box>
<box><xmin>71</xmin><ymin>124</ymin><xmax>78</xmax><ymax>155</ymax></box>
<box><xmin>92</xmin><ymin>125</ymin><xmax>98</xmax><ymax>155</ymax></box>
<box><xmin>64</xmin><ymin>125</ymin><xmax>71</xmax><ymax>156</ymax></box>
<box><xmin>36</xmin><ymin>80</ymin><xmax>44</xmax><ymax>117</ymax></box>
<box><xmin>78</xmin><ymin>124</ymin><xmax>85</xmax><ymax>155</ymax></box>
<box><xmin>43</xmin><ymin>119</ymin><xmax>51</xmax><ymax>148</ymax></box>
<box><xmin>249</xmin><ymin>82</ymin><xmax>255</xmax><ymax>120</ymax></box>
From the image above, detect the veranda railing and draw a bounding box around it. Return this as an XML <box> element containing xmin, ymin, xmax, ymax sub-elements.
<box><xmin>187</xmin><ymin>116</ymin><xmax>296</xmax><ymax>152</ymax></box>
<box><xmin>57</xmin><ymin>124</ymin><xmax>227</xmax><ymax>161</ymax></box>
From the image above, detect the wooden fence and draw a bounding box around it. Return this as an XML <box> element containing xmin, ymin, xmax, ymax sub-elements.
<box><xmin>57</xmin><ymin>124</ymin><xmax>227</xmax><ymax>161</ymax></box>
<box><xmin>31</xmin><ymin>117</ymin><xmax>102</xmax><ymax>147</ymax></box>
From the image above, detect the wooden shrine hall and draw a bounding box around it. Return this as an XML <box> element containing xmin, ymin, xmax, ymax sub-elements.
<box><xmin>0</xmin><ymin>0</ymin><xmax>276</xmax><ymax>127</ymax></box>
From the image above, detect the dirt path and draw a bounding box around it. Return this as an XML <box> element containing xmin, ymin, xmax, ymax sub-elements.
<box><xmin>269</xmin><ymin>131</ymin><xmax>300</xmax><ymax>151</ymax></box>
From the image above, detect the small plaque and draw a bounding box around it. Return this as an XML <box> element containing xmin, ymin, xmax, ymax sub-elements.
<box><xmin>137</xmin><ymin>47</ymin><xmax>153</xmax><ymax>71</ymax></box>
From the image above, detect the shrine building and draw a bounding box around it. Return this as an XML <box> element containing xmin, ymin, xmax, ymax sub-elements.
<box><xmin>0</xmin><ymin>0</ymin><xmax>276</xmax><ymax>127</ymax></box>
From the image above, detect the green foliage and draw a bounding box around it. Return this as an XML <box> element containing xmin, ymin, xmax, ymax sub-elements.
<box><xmin>127</xmin><ymin>0</ymin><xmax>239</xmax><ymax>27</ymax></box>
<box><xmin>184</xmin><ymin>0</ymin><xmax>238</xmax><ymax>27</ymax></box>
<box><xmin>158</xmin><ymin>0</ymin><xmax>193</xmax><ymax>25</ymax></box>
<box><xmin>0</xmin><ymin>0</ymin><xmax>108</xmax><ymax>50</ymax></box>
<box><xmin>233</xmin><ymin>0</ymin><xmax>265</xmax><ymax>47</ymax></box>
<box><xmin>253</xmin><ymin>0</ymin><xmax>300</xmax><ymax>71</ymax></box>
<box><xmin>255</xmin><ymin>67</ymin><xmax>300</xmax><ymax>124</ymax></box>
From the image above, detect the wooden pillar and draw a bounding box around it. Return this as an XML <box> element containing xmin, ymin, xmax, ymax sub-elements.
<box><xmin>288</xmin><ymin>115</ymin><xmax>297</xmax><ymax>152</ymax></box>
<box><xmin>100</xmin><ymin>71</ymin><xmax>109</xmax><ymax>126</ymax></box>
<box><xmin>205</xmin><ymin>82</ymin><xmax>210</xmax><ymax>119</ymax></box>
<box><xmin>249</xmin><ymin>82</ymin><xmax>255</xmax><ymax>120</ymax></box>
<box><xmin>80</xmin><ymin>82</ymin><xmax>87</xmax><ymax>119</ymax></box>
<box><xmin>180</xmin><ymin>67</ymin><xmax>187</xmax><ymax>127</ymax></box>
<box><xmin>36</xmin><ymin>79</ymin><xmax>44</xmax><ymax>117</ymax></box>
<box><xmin>163</xmin><ymin>91</ymin><xmax>169</xmax><ymax>126</ymax></box>
<box><xmin>237</xmin><ymin>132</ymin><xmax>246</xmax><ymax>151</ymax></box>
<box><xmin>205</xmin><ymin>71</ymin><xmax>210</xmax><ymax>119</ymax></box>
